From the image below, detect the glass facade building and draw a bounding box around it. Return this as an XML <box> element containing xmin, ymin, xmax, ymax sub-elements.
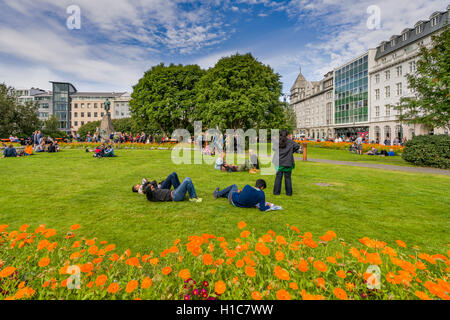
<box><xmin>51</xmin><ymin>82</ymin><xmax>77</xmax><ymax>131</ymax></box>
<box><xmin>334</xmin><ymin>54</ymin><xmax>369</xmax><ymax>125</ymax></box>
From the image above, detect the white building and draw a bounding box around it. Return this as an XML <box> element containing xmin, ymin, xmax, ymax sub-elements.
<box><xmin>368</xmin><ymin>9</ymin><xmax>449</xmax><ymax>143</ymax></box>
<box><xmin>290</xmin><ymin>71</ymin><xmax>334</xmax><ymax>139</ymax></box>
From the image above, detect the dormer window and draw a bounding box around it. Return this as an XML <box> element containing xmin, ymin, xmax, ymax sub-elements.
<box><xmin>402</xmin><ymin>32</ymin><xmax>408</xmax><ymax>41</ymax></box>
<box><xmin>430</xmin><ymin>12</ymin><xmax>440</xmax><ymax>27</ymax></box>
<box><xmin>391</xmin><ymin>39</ymin><xmax>396</xmax><ymax>46</ymax></box>
<box><xmin>415</xmin><ymin>23</ymin><xmax>424</xmax><ymax>34</ymax></box>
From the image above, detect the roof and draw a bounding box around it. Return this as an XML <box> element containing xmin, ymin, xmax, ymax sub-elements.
<box><xmin>375</xmin><ymin>9</ymin><xmax>449</xmax><ymax>60</ymax></box>
<box><xmin>71</xmin><ymin>92</ymin><xmax>127</xmax><ymax>98</ymax></box>
<box><xmin>290</xmin><ymin>72</ymin><xmax>307</xmax><ymax>91</ymax></box>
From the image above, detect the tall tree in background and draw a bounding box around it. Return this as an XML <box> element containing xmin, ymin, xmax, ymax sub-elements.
<box><xmin>395</xmin><ymin>25</ymin><xmax>450</xmax><ymax>132</ymax></box>
<box><xmin>195</xmin><ymin>53</ymin><xmax>288</xmax><ymax>131</ymax></box>
<box><xmin>130</xmin><ymin>63</ymin><xmax>206</xmax><ymax>136</ymax></box>
<box><xmin>0</xmin><ymin>83</ymin><xmax>40</xmax><ymax>137</ymax></box>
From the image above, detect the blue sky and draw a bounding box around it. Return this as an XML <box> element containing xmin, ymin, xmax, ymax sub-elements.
<box><xmin>0</xmin><ymin>0</ymin><xmax>446</xmax><ymax>94</ymax></box>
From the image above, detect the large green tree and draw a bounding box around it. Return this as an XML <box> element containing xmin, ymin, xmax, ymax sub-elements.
<box><xmin>195</xmin><ymin>53</ymin><xmax>288</xmax><ymax>131</ymax></box>
<box><xmin>395</xmin><ymin>25</ymin><xmax>450</xmax><ymax>131</ymax></box>
<box><xmin>130</xmin><ymin>63</ymin><xmax>206</xmax><ymax>136</ymax></box>
<box><xmin>0</xmin><ymin>83</ymin><xmax>41</xmax><ymax>137</ymax></box>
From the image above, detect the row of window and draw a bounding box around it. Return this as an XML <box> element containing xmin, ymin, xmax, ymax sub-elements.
<box><xmin>374</xmin><ymin>83</ymin><xmax>403</xmax><ymax>99</ymax></box>
<box><xmin>73</xmin><ymin>112</ymin><xmax>104</xmax><ymax>118</ymax></box>
<box><xmin>374</xmin><ymin>61</ymin><xmax>416</xmax><ymax>84</ymax></box>
<box><xmin>374</xmin><ymin>105</ymin><xmax>396</xmax><ymax>117</ymax></box>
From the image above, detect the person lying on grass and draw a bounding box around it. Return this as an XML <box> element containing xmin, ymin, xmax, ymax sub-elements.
<box><xmin>143</xmin><ymin>176</ymin><xmax>202</xmax><ymax>203</ymax></box>
<box><xmin>213</xmin><ymin>179</ymin><xmax>272</xmax><ymax>212</ymax></box>
<box><xmin>132</xmin><ymin>172</ymin><xmax>181</xmax><ymax>195</ymax></box>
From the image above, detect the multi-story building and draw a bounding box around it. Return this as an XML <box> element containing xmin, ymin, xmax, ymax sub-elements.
<box><xmin>334</xmin><ymin>49</ymin><xmax>376</xmax><ymax>138</ymax></box>
<box><xmin>290</xmin><ymin>6</ymin><xmax>449</xmax><ymax>142</ymax></box>
<box><xmin>33</xmin><ymin>91</ymin><xmax>53</xmax><ymax>121</ymax></box>
<box><xmin>368</xmin><ymin>9</ymin><xmax>449</xmax><ymax>142</ymax></box>
<box><xmin>290</xmin><ymin>71</ymin><xmax>334</xmax><ymax>139</ymax></box>
<box><xmin>70</xmin><ymin>92</ymin><xmax>130</xmax><ymax>132</ymax></box>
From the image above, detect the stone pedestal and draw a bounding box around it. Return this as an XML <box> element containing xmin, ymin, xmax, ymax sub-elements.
<box><xmin>97</xmin><ymin>114</ymin><xmax>114</xmax><ymax>142</ymax></box>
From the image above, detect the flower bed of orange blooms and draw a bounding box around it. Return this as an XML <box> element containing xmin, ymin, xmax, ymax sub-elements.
<box><xmin>294</xmin><ymin>140</ymin><xmax>405</xmax><ymax>154</ymax></box>
<box><xmin>59</xmin><ymin>142</ymin><xmax>184</xmax><ymax>150</ymax></box>
<box><xmin>0</xmin><ymin>223</ymin><xmax>448</xmax><ymax>300</ymax></box>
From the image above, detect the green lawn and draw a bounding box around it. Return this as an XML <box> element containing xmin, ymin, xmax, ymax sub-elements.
<box><xmin>306</xmin><ymin>147</ymin><xmax>414</xmax><ymax>167</ymax></box>
<box><xmin>0</xmin><ymin>149</ymin><xmax>449</xmax><ymax>255</ymax></box>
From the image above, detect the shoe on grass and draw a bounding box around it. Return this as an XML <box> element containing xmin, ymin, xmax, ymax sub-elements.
<box><xmin>213</xmin><ymin>187</ymin><xmax>220</xmax><ymax>199</ymax></box>
<box><xmin>189</xmin><ymin>198</ymin><xmax>203</xmax><ymax>203</ymax></box>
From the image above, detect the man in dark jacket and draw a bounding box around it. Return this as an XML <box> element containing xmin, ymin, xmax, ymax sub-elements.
<box><xmin>272</xmin><ymin>131</ymin><xmax>300</xmax><ymax>196</ymax></box>
<box><xmin>144</xmin><ymin>177</ymin><xmax>202</xmax><ymax>203</ymax></box>
<box><xmin>2</xmin><ymin>144</ymin><xmax>18</xmax><ymax>158</ymax></box>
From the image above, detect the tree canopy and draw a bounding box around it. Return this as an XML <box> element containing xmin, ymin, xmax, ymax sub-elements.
<box><xmin>395</xmin><ymin>25</ymin><xmax>450</xmax><ymax>131</ymax></box>
<box><xmin>130</xmin><ymin>63</ymin><xmax>206</xmax><ymax>136</ymax></box>
<box><xmin>0</xmin><ymin>83</ymin><xmax>41</xmax><ymax>137</ymax></box>
<box><xmin>195</xmin><ymin>53</ymin><xmax>288</xmax><ymax>131</ymax></box>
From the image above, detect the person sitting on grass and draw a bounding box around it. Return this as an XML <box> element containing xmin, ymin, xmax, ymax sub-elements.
<box><xmin>132</xmin><ymin>172</ymin><xmax>181</xmax><ymax>195</ymax></box>
<box><xmin>2</xmin><ymin>144</ymin><xmax>19</xmax><ymax>158</ymax></box>
<box><xmin>214</xmin><ymin>152</ymin><xmax>239</xmax><ymax>172</ymax></box>
<box><xmin>388</xmin><ymin>149</ymin><xmax>395</xmax><ymax>156</ymax></box>
<box><xmin>144</xmin><ymin>177</ymin><xmax>202</xmax><ymax>203</ymax></box>
<box><xmin>213</xmin><ymin>179</ymin><xmax>271</xmax><ymax>212</ymax></box>
<box><xmin>365</xmin><ymin>147</ymin><xmax>379</xmax><ymax>156</ymax></box>
<box><xmin>104</xmin><ymin>145</ymin><xmax>115</xmax><ymax>157</ymax></box>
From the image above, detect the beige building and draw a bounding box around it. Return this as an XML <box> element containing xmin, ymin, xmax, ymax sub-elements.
<box><xmin>70</xmin><ymin>92</ymin><xmax>131</xmax><ymax>132</ymax></box>
<box><xmin>290</xmin><ymin>71</ymin><xmax>334</xmax><ymax>139</ymax></box>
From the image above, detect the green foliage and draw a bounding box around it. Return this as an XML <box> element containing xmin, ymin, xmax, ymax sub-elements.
<box><xmin>43</xmin><ymin>115</ymin><xmax>60</xmax><ymax>136</ymax></box>
<box><xmin>395</xmin><ymin>25</ymin><xmax>450</xmax><ymax>131</ymax></box>
<box><xmin>195</xmin><ymin>53</ymin><xmax>288</xmax><ymax>131</ymax></box>
<box><xmin>77</xmin><ymin>121</ymin><xmax>101</xmax><ymax>138</ymax></box>
<box><xmin>402</xmin><ymin>134</ymin><xmax>450</xmax><ymax>169</ymax></box>
<box><xmin>130</xmin><ymin>63</ymin><xmax>206</xmax><ymax>136</ymax></box>
<box><xmin>0</xmin><ymin>83</ymin><xmax>41</xmax><ymax>137</ymax></box>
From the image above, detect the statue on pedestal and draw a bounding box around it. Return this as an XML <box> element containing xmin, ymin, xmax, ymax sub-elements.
<box><xmin>97</xmin><ymin>98</ymin><xmax>114</xmax><ymax>142</ymax></box>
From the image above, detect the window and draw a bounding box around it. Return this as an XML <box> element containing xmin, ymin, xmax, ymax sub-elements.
<box><xmin>396</xmin><ymin>83</ymin><xmax>402</xmax><ymax>96</ymax></box>
<box><xmin>393</xmin><ymin>53</ymin><xmax>397</xmax><ymax>59</ymax></box>
<box><xmin>391</xmin><ymin>39</ymin><xmax>396</xmax><ymax>47</ymax></box>
<box><xmin>375</xmin><ymin>106</ymin><xmax>380</xmax><ymax>117</ymax></box>
<box><xmin>415</xmin><ymin>24</ymin><xmax>423</xmax><ymax>34</ymax></box>
<box><xmin>94</xmin><ymin>112</ymin><xmax>98</xmax><ymax>117</ymax></box>
<box><xmin>386</xmin><ymin>105</ymin><xmax>390</xmax><ymax>116</ymax></box>
<box><xmin>87</xmin><ymin>112</ymin><xmax>91</xmax><ymax>117</ymax></box>
<box><xmin>402</xmin><ymin>32</ymin><xmax>408</xmax><ymax>41</ymax></box>
<box><xmin>101</xmin><ymin>112</ymin><xmax>104</xmax><ymax>117</ymax></box>
<box><xmin>74</xmin><ymin>112</ymin><xmax>78</xmax><ymax>117</ymax></box>
<box><xmin>396</xmin><ymin>66</ymin><xmax>402</xmax><ymax>77</ymax></box>
<box><xmin>81</xmin><ymin>121</ymin><xmax>85</xmax><ymax>126</ymax></box>
<box><xmin>375</xmin><ymin>74</ymin><xmax>380</xmax><ymax>84</ymax></box>
<box><xmin>375</xmin><ymin>89</ymin><xmax>380</xmax><ymax>100</ymax></box>
<box><xmin>409</xmin><ymin>61</ymin><xmax>416</xmax><ymax>73</ymax></box>
<box><xmin>385</xmin><ymin>86</ymin><xmax>390</xmax><ymax>98</ymax></box>
<box><xmin>94</xmin><ymin>103</ymin><xmax>98</xmax><ymax>108</ymax></box>
<box><xmin>87</xmin><ymin>103</ymin><xmax>91</xmax><ymax>109</ymax></box>
<box><xmin>81</xmin><ymin>112</ymin><xmax>84</xmax><ymax>117</ymax></box>
<box><xmin>74</xmin><ymin>103</ymin><xmax>78</xmax><ymax>109</ymax></box>
<box><xmin>385</xmin><ymin>70</ymin><xmax>390</xmax><ymax>80</ymax></box>
<box><xmin>382</xmin><ymin>57</ymin><xmax>386</xmax><ymax>63</ymax></box>
<box><xmin>431</xmin><ymin>16</ymin><xmax>439</xmax><ymax>27</ymax></box>
<box><xmin>81</xmin><ymin>103</ymin><xmax>84</xmax><ymax>108</ymax></box>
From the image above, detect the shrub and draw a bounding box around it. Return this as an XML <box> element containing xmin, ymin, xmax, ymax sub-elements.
<box><xmin>402</xmin><ymin>135</ymin><xmax>450</xmax><ymax>169</ymax></box>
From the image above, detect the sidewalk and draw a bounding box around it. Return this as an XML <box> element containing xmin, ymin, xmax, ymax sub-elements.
<box><xmin>295</xmin><ymin>157</ymin><xmax>450</xmax><ymax>176</ymax></box>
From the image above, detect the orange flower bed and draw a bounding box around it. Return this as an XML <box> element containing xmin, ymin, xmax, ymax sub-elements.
<box><xmin>0</xmin><ymin>223</ymin><xmax>448</xmax><ymax>300</ymax></box>
<box><xmin>294</xmin><ymin>140</ymin><xmax>405</xmax><ymax>154</ymax></box>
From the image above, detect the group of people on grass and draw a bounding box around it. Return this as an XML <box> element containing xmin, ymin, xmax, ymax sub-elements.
<box><xmin>131</xmin><ymin>130</ymin><xmax>300</xmax><ymax>211</ymax></box>
<box><xmin>86</xmin><ymin>144</ymin><xmax>115</xmax><ymax>158</ymax></box>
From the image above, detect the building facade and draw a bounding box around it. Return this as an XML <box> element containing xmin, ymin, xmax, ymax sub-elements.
<box><xmin>368</xmin><ymin>9</ymin><xmax>449</xmax><ymax>142</ymax></box>
<box><xmin>70</xmin><ymin>92</ymin><xmax>130</xmax><ymax>132</ymax></box>
<box><xmin>290</xmin><ymin>6</ymin><xmax>449</xmax><ymax>142</ymax></box>
<box><xmin>290</xmin><ymin>71</ymin><xmax>334</xmax><ymax>139</ymax></box>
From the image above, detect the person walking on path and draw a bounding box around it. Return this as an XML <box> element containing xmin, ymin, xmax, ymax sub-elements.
<box><xmin>272</xmin><ymin>130</ymin><xmax>300</xmax><ymax>196</ymax></box>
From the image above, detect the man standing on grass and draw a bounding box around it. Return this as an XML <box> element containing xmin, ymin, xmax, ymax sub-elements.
<box><xmin>356</xmin><ymin>134</ymin><xmax>363</xmax><ymax>155</ymax></box>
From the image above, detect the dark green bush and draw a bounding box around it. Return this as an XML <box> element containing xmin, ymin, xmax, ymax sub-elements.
<box><xmin>402</xmin><ymin>134</ymin><xmax>450</xmax><ymax>169</ymax></box>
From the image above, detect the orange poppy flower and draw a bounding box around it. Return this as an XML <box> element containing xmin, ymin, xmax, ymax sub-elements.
<box><xmin>333</xmin><ymin>287</ymin><xmax>348</xmax><ymax>300</ymax></box>
<box><xmin>95</xmin><ymin>274</ymin><xmax>107</xmax><ymax>287</ymax></box>
<box><xmin>274</xmin><ymin>266</ymin><xmax>290</xmax><ymax>281</ymax></box>
<box><xmin>396</xmin><ymin>240</ymin><xmax>407</xmax><ymax>248</ymax></box>
<box><xmin>70</xmin><ymin>224</ymin><xmax>81</xmax><ymax>231</ymax></box>
<box><xmin>141</xmin><ymin>277</ymin><xmax>153</xmax><ymax>289</ymax></box>
<box><xmin>315</xmin><ymin>277</ymin><xmax>326</xmax><ymax>289</ymax></box>
<box><xmin>179</xmin><ymin>269</ymin><xmax>191</xmax><ymax>280</ymax></box>
<box><xmin>313</xmin><ymin>260</ymin><xmax>327</xmax><ymax>273</ymax></box>
<box><xmin>126</xmin><ymin>280</ymin><xmax>139</xmax><ymax>293</ymax></box>
<box><xmin>297</xmin><ymin>260</ymin><xmax>308</xmax><ymax>272</ymax></box>
<box><xmin>245</xmin><ymin>266</ymin><xmax>256</xmax><ymax>277</ymax></box>
<box><xmin>107</xmin><ymin>283</ymin><xmax>120</xmax><ymax>294</ymax></box>
<box><xmin>336</xmin><ymin>270</ymin><xmax>347</xmax><ymax>279</ymax></box>
<box><xmin>203</xmin><ymin>254</ymin><xmax>213</xmax><ymax>266</ymax></box>
<box><xmin>276</xmin><ymin>289</ymin><xmax>291</xmax><ymax>300</ymax></box>
<box><xmin>238</xmin><ymin>221</ymin><xmax>247</xmax><ymax>229</ymax></box>
<box><xmin>240</xmin><ymin>230</ymin><xmax>251</xmax><ymax>238</ymax></box>
<box><xmin>236</xmin><ymin>260</ymin><xmax>245</xmax><ymax>268</ymax></box>
<box><xmin>289</xmin><ymin>282</ymin><xmax>299</xmax><ymax>290</ymax></box>
<box><xmin>275</xmin><ymin>251</ymin><xmax>285</xmax><ymax>261</ymax></box>
<box><xmin>215</xmin><ymin>281</ymin><xmax>226</xmax><ymax>295</ymax></box>
<box><xmin>251</xmin><ymin>291</ymin><xmax>262</xmax><ymax>300</ymax></box>
<box><xmin>19</xmin><ymin>224</ymin><xmax>29</xmax><ymax>232</ymax></box>
<box><xmin>415</xmin><ymin>291</ymin><xmax>431</xmax><ymax>300</ymax></box>
<box><xmin>38</xmin><ymin>257</ymin><xmax>50</xmax><ymax>268</ymax></box>
<box><xmin>162</xmin><ymin>266</ymin><xmax>173</xmax><ymax>275</ymax></box>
